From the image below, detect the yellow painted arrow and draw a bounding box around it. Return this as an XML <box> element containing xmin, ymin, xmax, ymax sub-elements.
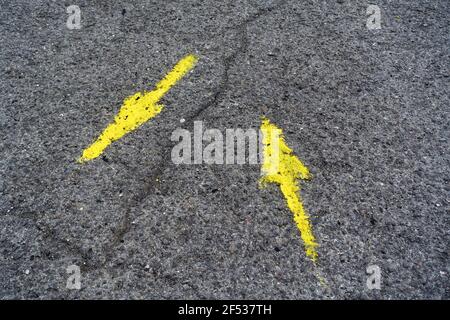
<box><xmin>78</xmin><ymin>54</ymin><xmax>198</xmax><ymax>163</ymax></box>
<box><xmin>260</xmin><ymin>117</ymin><xmax>318</xmax><ymax>262</ymax></box>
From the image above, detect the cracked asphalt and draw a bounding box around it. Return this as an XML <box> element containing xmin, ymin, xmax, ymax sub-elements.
<box><xmin>0</xmin><ymin>0</ymin><xmax>449</xmax><ymax>299</ymax></box>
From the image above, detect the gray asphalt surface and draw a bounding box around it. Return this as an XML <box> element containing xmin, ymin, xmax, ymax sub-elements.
<box><xmin>0</xmin><ymin>0</ymin><xmax>449</xmax><ymax>299</ymax></box>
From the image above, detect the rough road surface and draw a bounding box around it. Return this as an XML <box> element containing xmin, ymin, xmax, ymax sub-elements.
<box><xmin>0</xmin><ymin>0</ymin><xmax>449</xmax><ymax>299</ymax></box>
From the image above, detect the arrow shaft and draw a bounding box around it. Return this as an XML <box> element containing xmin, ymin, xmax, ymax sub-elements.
<box><xmin>279</xmin><ymin>182</ymin><xmax>318</xmax><ymax>262</ymax></box>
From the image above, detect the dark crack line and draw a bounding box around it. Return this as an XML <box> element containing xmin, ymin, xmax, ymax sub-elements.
<box><xmin>104</xmin><ymin>0</ymin><xmax>288</xmax><ymax>269</ymax></box>
<box><xmin>8</xmin><ymin>1</ymin><xmax>290</xmax><ymax>276</ymax></box>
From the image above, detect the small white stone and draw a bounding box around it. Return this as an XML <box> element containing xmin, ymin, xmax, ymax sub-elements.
<box><xmin>180</xmin><ymin>118</ymin><xmax>185</xmax><ymax>123</ymax></box>
<box><xmin>25</xmin><ymin>269</ymin><xmax>30</xmax><ymax>275</ymax></box>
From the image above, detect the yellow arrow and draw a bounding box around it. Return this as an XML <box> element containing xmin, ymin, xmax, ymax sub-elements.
<box><xmin>78</xmin><ymin>54</ymin><xmax>198</xmax><ymax>163</ymax></box>
<box><xmin>260</xmin><ymin>117</ymin><xmax>318</xmax><ymax>262</ymax></box>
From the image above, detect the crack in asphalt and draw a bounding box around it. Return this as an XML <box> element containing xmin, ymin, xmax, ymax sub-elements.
<box><xmin>20</xmin><ymin>1</ymin><xmax>289</xmax><ymax>274</ymax></box>
<box><xmin>103</xmin><ymin>1</ymin><xmax>289</xmax><ymax>268</ymax></box>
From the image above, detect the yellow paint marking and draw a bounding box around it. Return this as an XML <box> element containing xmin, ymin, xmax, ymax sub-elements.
<box><xmin>78</xmin><ymin>54</ymin><xmax>198</xmax><ymax>163</ymax></box>
<box><xmin>260</xmin><ymin>117</ymin><xmax>318</xmax><ymax>262</ymax></box>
